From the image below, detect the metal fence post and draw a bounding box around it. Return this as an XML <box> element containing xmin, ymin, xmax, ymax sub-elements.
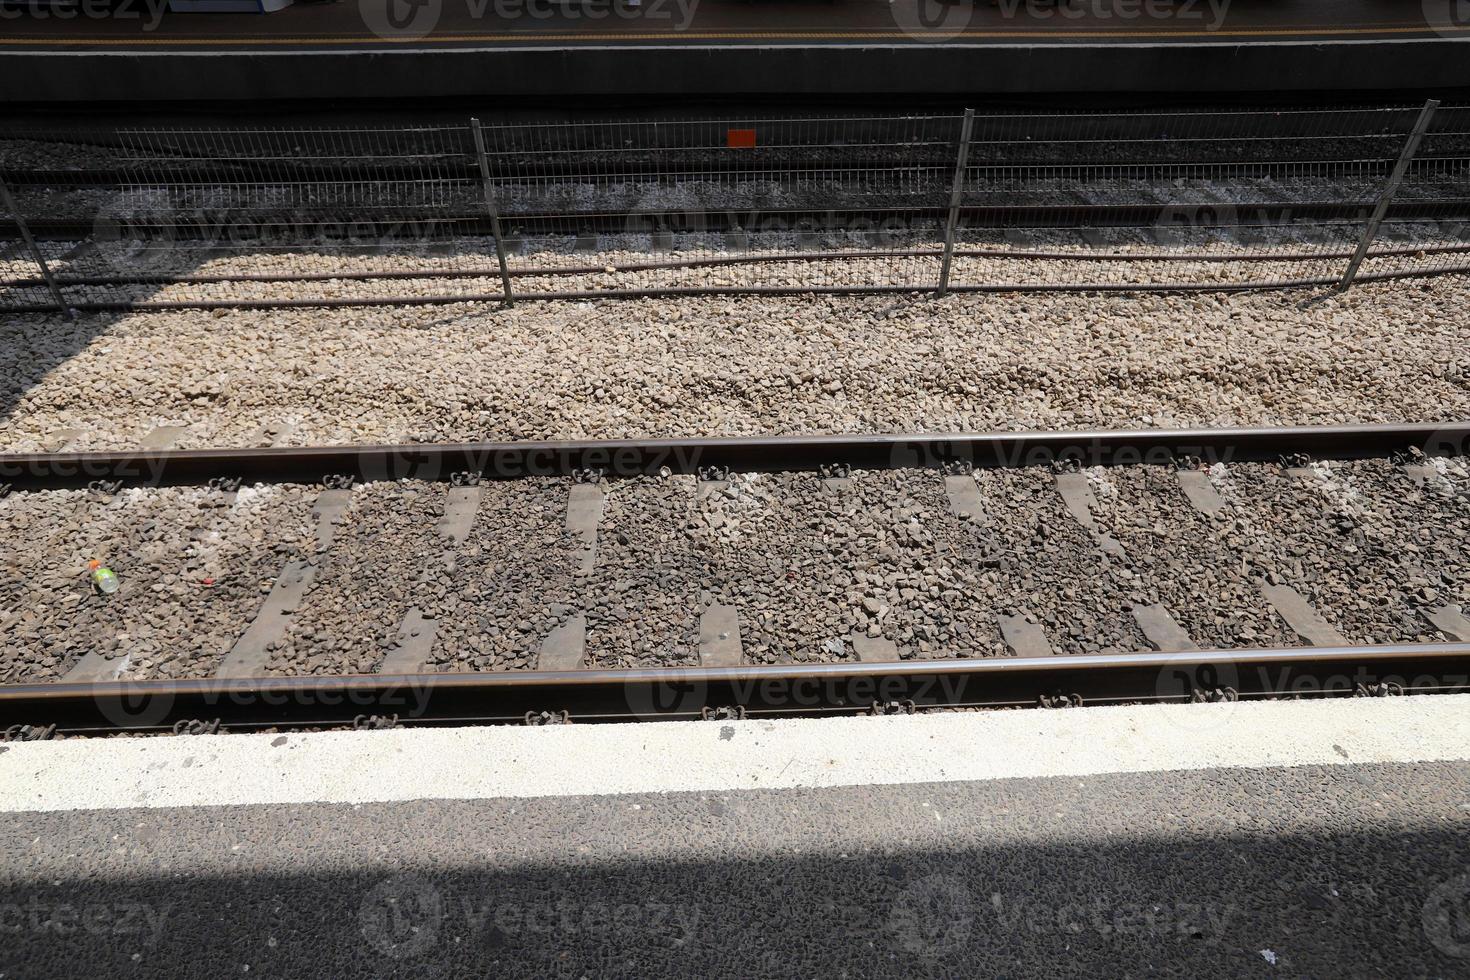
<box><xmin>0</xmin><ymin>178</ymin><xmax>70</xmax><ymax>319</ymax></box>
<box><xmin>469</xmin><ymin>117</ymin><xmax>515</xmax><ymax>308</ymax></box>
<box><xmin>1338</xmin><ymin>98</ymin><xmax>1440</xmax><ymax>292</ymax></box>
<box><xmin>936</xmin><ymin>108</ymin><xmax>976</xmax><ymax>298</ymax></box>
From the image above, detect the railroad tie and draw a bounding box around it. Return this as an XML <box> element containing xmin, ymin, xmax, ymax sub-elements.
<box><xmin>312</xmin><ymin>486</ymin><xmax>353</xmax><ymax>552</ymax></box>
<box><xmin>696</xmin><ymin>470</ymin><xmax>729</xmax><ymax>501</ymax></box>
<box><xmin>248</xmin><ymin>421</ymin><xmax>297</xmax><ymax>448</ymax></box>
<box><xmin>379</xmin><ymin>607</ymin><xmax>437</xmax><ymax>674</ymax></box>
<box><xmin>848</xmin><ymin>635</ymin><xmax>899</xmax><ymax>662</ymax></box>
<box><xmin>61</xmin><ymin>648</ymin><xmax>130</xmax><ymax>684</ymax></box>
<box><xmin>1053</xmin><ymin>471</ymin><xmax>1125</xmax><ymax>557</ymax></box>
<box><xmin>1402</xmin><ymin>460</ymin><xmax>1435</xmax><ymax>486</ymax></box>
<box><xmin>42</xmin><ymin>428</ymin><xmax>82</xmax><ymax>453</ymax></box>
<box><xmin>823</xmin><ymin>472</ymin><xmax>852</xmax><ymax>491</ymax></box>
<box><xmin>216</xmin><ymin>561</ymin><xmax>316</xmax><ymax>678</ymax></box>
<box><xmin>566</xmin><ymin>482</ymin><xmax>603</xmax><ymax>575</ymax></box>
<box><xmin>1130</xmin><ymin>603</ymin><xmax>1198</xmax><ymax>652</ymax></box>
<box><xmin>1261</xmin><ymin>584</ymin><xmax>1348</xmax><ymax>646</ymax></box>
<box><xmin>944</xmin><ymin>473</ymin><xmax>985</xmax><ymax>521</ymax></box>
<box><xmin>998</xmin><ymin>615</ymin><xmax>1056</xmax><ymax>657</ymax></box>
<box><xmin>538</xmin><ymin>612</ymin><xmax>587</xmax><ymax>671</ymax></box>
<box><xmin>1425</xmin><ymin>606</ymin><xmax>1470</xmax><ymax>642</ymax></box>
<box><xmin>1176</xmin><ymin>469</ymin><xmax>1227</xmax><ymax>516</ymax></box>
<box><xmin>139</xmin><ymin>425</ymin><xmax>189</xmax><ymax>452</ymax></box>
<box><xmin>699</xmin><ymin>603</ymin><xmax>743</xmax><ymax>667</ymax></box>
<box><xmin>439</xmin><ymin>484</ymin><xmax>482</xmax><ymax>546</ymax></box>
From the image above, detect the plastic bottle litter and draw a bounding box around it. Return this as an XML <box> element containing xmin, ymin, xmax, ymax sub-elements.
<box><xmin>88</xmin><ymin>559</ymin><xmax>120</xmax><ymax>595</ymax></box>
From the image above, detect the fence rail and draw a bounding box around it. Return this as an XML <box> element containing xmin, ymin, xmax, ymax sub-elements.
<box><xmin>3</xmin><ymin>102</ymin><xmax>1469</xmax><ymax>314</ymax></box>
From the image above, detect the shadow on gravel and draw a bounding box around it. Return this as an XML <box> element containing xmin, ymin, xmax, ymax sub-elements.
<box><xmin>0</xmin><ymin>765</ymin><xmax>1466</xmax><ymax>978</ymax></box>
<box><xmin>0</xmin><ymin>303</ymin><xmax>137</xmax><ymax>450</ymax></box>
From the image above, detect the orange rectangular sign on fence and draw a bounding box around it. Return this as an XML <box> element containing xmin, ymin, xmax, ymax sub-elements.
<box><xmin>726</xmin><ymin>128</ymin><xmax>757</xmax><ymax>149</ymax></box>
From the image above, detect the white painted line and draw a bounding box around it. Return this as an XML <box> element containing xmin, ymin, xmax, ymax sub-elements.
<box><xmin>2</xmin><ymin>696</ymin><xmax>1468</xmax><ymax>814</ymax></box>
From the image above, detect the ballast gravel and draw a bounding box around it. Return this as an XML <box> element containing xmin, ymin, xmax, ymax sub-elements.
<box><xmin>584</xmin><ymin>476</ymin><xmax>703</xmax><ymax>669</ymax></box>
<box><xmin>694</xmin><ymin>469</ymin><xmax>1006</xmax><ymax>664</ymax></box>
<box><xmin>0</xmin><ymin>459</ymin><xmax>1462</xmax><ymax>681</ymax></box>
<box><xmin>263</xmin><ymin>482</ymin><xmax>445</xmax><ymax>677</ymax></box>
<box><xmin>0</xmin><ymin>278</ymin><xmax>1467</xmax><ymax>452</ymax></box>
<box><xmin>1082</xmin><ymin>464</ymin><xmax>1301</xmax><ymax>649</ymax></box>
<box><xmin>0</xmin><ymin>483</ymin><xmax>314</xmax><ymax>683</ymax></box>
<box><xmin>1213</xmin><ymin>457</ymin><xmax>1470</xmax><ymax>645</ymax></box>
<box><xmin>428</xmin><ymin>478</ymin><xmax>581</xmax><ymax>672</ymax></box>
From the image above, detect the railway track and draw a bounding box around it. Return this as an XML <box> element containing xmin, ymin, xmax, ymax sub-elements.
<box><xmin>1</xmin><ymin>423</ymin><xmax>1468</xmax><ymax>737</ymax></box>
<box><xmin>11</xmin><ymin>203</ymin><xmax>1470</xmax><ymax>245</ymax></box>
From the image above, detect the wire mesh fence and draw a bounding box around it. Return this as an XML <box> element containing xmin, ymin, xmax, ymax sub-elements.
<box><xmin>2</xmin><ymin>103</ymin><xmax>1468</xmax><ymax>314</ymax></box>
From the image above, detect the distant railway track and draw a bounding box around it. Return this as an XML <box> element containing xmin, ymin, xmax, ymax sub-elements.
<box><xmin>1</xmin><ymin>422</ymin><xmax>1467</xmax><ymax>737</ymax></box>
<box><xmin>0</xmin><ymin>158</ymin><xmax>1438</xmax><ymax>188</ymax></box>
<box><xmin>9</xmin><ymin>202</ymin><xmax>1470</xmax><ymax>246</ymax></box>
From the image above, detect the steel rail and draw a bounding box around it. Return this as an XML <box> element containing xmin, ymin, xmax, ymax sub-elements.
<box><xmin>3</xmin><ymin>642</ymin><xmax>1467</xmax><ymax>735</ymax></box>
<box><xmin>0</xmin><ymin>422</ymin><xmax>1464</xmax><ymax>490</ymax></box>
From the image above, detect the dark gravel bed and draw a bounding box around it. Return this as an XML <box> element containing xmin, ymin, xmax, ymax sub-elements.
<box><xmin>1216</xmin><ymin>459</ymin><xmax>1459</xmax><ymax>645</ymax></box>
<box><xmin>1085</xmin><ymin>464</ymin><xmax>1299</xmax><ymax>649</ymax></box>
<box><xmin>0</xmin><ymin>489</ymin><xmax>111</xmax><ymax>683</ymax></box>
<box><xmin>0</xmin><ymin>456</ymin><xmax>1466</xmax><ymax>682</ymax></box>
<box><xmin>428</xmin><ymin>478</ymin><xmax>581</xmax><ymax>672</ymax></box>
<box><xmin>264</xmin><ymin>482</ymin><xmax>444</xmax><ymax>676</ymax></box>
<box><xmin>697</xmin><ymin>470</ymin><xmax>1004</xmax><ymax>664</ymax></box>
<box><xmin>132</xmin><ymin>484</ymin><xmax>316</xmax><ymax>680</ymax></box>
<box><xmin>1358</xmin><ymin>456</ymin><xmax>1470</xmax><ymax>617</ymax></box>
<box><xmin>0</xmin><ymin>485</ymin><xmax>313</xmax><ymax>683</ymax></box>
<box><xmin>583</xmin><ymin>476</ymin><xmax>702</xmax><ymax>669</ymax></box>
<box><xmin>972</xmin><ymin>467</ymin><xmax>1151</xmax><ymax>655</ymax></box>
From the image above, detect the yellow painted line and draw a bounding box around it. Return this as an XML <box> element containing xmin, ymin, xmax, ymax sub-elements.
<box><xmin>2</xmin><ymin>24</ymin><xmax>1468</xmax><ymax>46</ymax></box>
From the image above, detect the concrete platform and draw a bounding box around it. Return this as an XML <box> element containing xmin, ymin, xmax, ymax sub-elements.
<box><xmin>1</xmin><ymin>0</ymin><xmax>1469</xmax><ymax>103</ymax></box>
<box><xmin>2</xmin><ymin>698</ymin><xmax>1469</xmax><ymax>976</ymax></box>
